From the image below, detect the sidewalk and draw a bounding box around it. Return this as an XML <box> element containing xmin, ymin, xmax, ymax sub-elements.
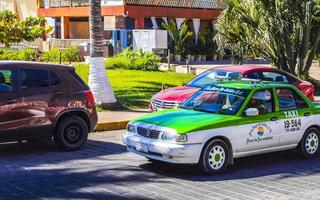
<box><xmin>95</xmin><ymin>110</ymin><xmax>149</xmax><ymax>132</ymax></box>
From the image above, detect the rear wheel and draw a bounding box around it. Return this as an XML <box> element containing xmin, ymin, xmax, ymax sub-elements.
<box><xmin>199</xmin><ymin>139</ymin><xmax>229</xmax><ymax>174</ymax></box>
<box><xmin>54</xmin><ymin>116</ymin><xmax>88</xmax><ymax>151</ymax></box>
<box><xmin>298</xmin><ymin>127</ymin><xmax>320</xmax><ymax>158</ymax></box>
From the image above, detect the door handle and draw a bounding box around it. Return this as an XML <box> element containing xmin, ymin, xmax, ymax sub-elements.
<box><xmin>271</xmin><ymin>117</ymin><xmax>278</xmax><ymax>121</ymax></box>
<box><xmin>4</xmin><ymin>99</ymin><xmax>16</xmax><ymax>104</ymax></box>
<box><xmin>53</xmin><ymin>91</ymin><xmax>64</xmax><ymax>95</ymax></box>
<box><xmin>304</xmin><ymin>112</ymin><xmax>311</xmax><ymax>116</ymax></box>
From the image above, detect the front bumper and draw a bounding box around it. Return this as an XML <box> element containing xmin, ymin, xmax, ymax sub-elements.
<box><xmin>122</xmin><ymin>133</ymin><xmax>202</xmax><ymax>164</ymax></box>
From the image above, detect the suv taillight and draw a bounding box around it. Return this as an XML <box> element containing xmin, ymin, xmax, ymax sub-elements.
<box><xmin>85</xmin><ymin>90</ymin><xmax>95</xmax><ymax>105</ymax></box>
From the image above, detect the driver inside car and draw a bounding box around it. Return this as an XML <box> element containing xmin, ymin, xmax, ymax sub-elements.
<box><xmin>248</xmin><ymin>90</ymin><xmax>272</xmax><ymax>115</ymax></box>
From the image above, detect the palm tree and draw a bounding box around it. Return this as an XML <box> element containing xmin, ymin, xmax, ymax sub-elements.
<box><xmin>88</xmin><ymin>0</ymin><xmax>116</xmax><ymax>107</ymax></box>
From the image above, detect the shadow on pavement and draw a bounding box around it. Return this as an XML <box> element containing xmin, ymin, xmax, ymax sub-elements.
<box><xmin>140</xmin><ymin>149</ymin><xmax>320</xmax><ymax>181</ymax></box>
<box><xmin>0</xmin><ymin>139</ymin><xmax>163</xmax><ymax>199</ymax></box>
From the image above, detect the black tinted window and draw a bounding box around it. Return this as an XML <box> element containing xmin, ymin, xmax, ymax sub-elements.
<box><xmin>21</xmin><ymin>69</ymin><xmax>50</xmax><ymax>89</ymax></box>
<box><xmin>0</xmin><ymin>70</ymin><xmax>13</xmax><ymax>93</ymax></box>
<box><xmin>277</xmin><ymin>88</ymin><xmax>308</xmax><ymax>111</ymax></box>
<box><xmin>262</xmin><ymin>72</ymin><xmax>288</xmax><ymax>83</ymax></box>
<box><xmin>49</xmin><ymin>71</ymin><xmax>61</xmax><ymax>86</ymax></box>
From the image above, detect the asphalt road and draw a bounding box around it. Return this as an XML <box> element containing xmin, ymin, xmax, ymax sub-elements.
<box><xmin>1</xmin><ymin>130</ymin><xmax>320</xmax><ymax>200</ymax></box>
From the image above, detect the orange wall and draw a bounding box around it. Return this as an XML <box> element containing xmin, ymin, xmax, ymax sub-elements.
<box><xmin>38</xmin><ymin>5</ymin><xmax>220</xmax><ymax>20</ymax></box>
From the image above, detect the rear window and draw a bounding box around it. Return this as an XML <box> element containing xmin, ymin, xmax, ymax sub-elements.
<box><xmin>69</xmin><ymin>69</ymin><xmax>86</xmax><ymax>85</ymax></box>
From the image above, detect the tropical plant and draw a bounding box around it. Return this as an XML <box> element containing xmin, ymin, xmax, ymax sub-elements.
<box><xmin>162</xmin><ymin>20</ymin><xmax>193</xmax><ymax>56</ymax></box>
<box><xmin>0</xmin><ymin>10</ymin><xmax>52</xmax><ymax>48</ymax></box>
<box><xmin>105</xmin><ymin>48</ymin><xmax>161</xmax><ymax>71</ymax></box>
<box><xmin>216</xmin><ymin>0</ymin><xmax>320</xmax><ymax>80</ymax></box>
<box><xmin>88</xmin><ymin>0</ymin><xmax>117</xmax><ymax>107</ymax></box>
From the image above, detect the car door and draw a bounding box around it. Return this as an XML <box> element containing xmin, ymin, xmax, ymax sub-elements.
<box><xmin>275</xmin><ymin>87</ymin><xmax>310</xmax><ymax>146</ymax></box>
<box><xmin>235</xmin><ymin>89</ymin><xmax>282</xmax><ymax>153</ymax></box>
<box><xmin>0</xmin><ymin>67</ymin><xmax>22</xmax><ymax>139</ymax></box>
<box><xmin>17</xmin><ymin>67</ymin><xmax>65</xmax><ymax>139</ymax></box>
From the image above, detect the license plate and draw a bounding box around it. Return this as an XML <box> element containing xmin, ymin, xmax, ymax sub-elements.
<box><xmin>136</xmin><ymin>142</ymin><xmax>149</xmax><ymax>153</ymax></box>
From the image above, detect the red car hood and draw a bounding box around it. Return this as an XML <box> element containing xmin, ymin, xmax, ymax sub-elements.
<box><xmin>153</xmin><ymin>86</ymin><xmax>201</xmax><ymax>102</ymax></box>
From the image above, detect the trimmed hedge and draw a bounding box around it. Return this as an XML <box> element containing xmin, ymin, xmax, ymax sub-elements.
<box><xmin>41</xmin><ymin>46</ymin><xmax>82</xmax><ymax>63</ymax></box>
<box><xmin>0</xmin><ymin>48</ymin><xmax>37</xmax><ymax>61</ymax></box>
<box><xmin>105</xmin><ymin>48</ymin><xmax>161</xmax><ymax>71</ymax></box>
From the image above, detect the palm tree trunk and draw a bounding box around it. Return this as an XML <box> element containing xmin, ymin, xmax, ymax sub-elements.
<box><xmin>88</xmin><ymin>0</ymin><xmax>116</xmax><ymax>107</ymax></box>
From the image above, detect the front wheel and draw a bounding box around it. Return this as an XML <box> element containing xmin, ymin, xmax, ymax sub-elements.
<box><xmin>54</xmin><ymin>116</ymin><xmax>88</xmax><ymax>151</ymax></box>
<box><xmin>298</xmin><ymin>127</ymin><xmax>320</xmax><ymax>158</ymax></box>
<box><xmin>199</xmin><ymin>139</ymin><xmax>229</xmax><ymax>174</ymax></box>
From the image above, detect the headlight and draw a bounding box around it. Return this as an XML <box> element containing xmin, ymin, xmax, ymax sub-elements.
<box><xmin>161</xmin><ymin>132</ymin><xmax>187</xmax><ymax>143</ymax></box>
<box><xmin>127</xmin><ymin>124</ymin><xmax>136</xmax><ymax>134</ymax></box>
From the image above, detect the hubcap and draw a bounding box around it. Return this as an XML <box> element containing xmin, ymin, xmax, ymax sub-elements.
<box><xmin>208</xmin><ymin>145</ymin><xmax>225</xmax><ymax>170</ymax></box>
<box><xmin>306</xmin><ymin>133</ymin><xmax>319</xmax><ymax>154</ymax></box>
<box><xmin>64</xmin><ymin>125</ymin><xmax>81</xmax><ymax>144</ymax></box>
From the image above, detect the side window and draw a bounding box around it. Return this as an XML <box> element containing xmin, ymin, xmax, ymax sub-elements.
<box><xmin>49</xmin><ymin>71</ymin><xmax>61</xmax><ymax>86</ymax></box>
<box><xmin>277</xmin><ymin>88</ymin><xmax>308</xmax><ymax>111</ymax></box>
<box><xmin>262</xmin><ymin>72</ymin><xmax>288</xmax><ymax>83</ymax></box>
<box><xmin>0</xmin><ymin>70</ymin><xmax>13</xmax><ymax>93</ymax></box>
<box><xmin>247</xmin><ymin>89</ymin><xmax>274</xmax><ymax>115</ymax></box>
<box><xmin>21</xmin><ymin>69</ymin><xmax>50</xmax><ymax>89</ymax></box>
<box><xmin>245</xmin><ymin>72</ymin><xmax>261</xmax><ymax>80</ymax></box>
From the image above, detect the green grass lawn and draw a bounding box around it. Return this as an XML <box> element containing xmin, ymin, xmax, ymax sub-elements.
<box><xmin>75</xmin><ymin>64</ymin><xmax>195</xmax><ymax>110</ymax></box>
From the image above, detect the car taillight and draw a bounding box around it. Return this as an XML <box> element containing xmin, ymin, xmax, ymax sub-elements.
<box><xmin>85</xmin><ymin>90</ymin><xmax>95</xmax><ymax>105</ymax></box>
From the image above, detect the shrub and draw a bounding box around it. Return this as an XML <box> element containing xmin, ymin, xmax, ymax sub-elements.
<box><xmin>105</xmin><ymin>48</ymin><xmax>160</xmax><ymax>71</ymax></box>
<box><xmin>18</xmin><ymin>48</ymin><xmax>37</xmax><ymax>61</ymax></box>
<box><xmin>0</xmin><ymin>48</ymin><xmax>36</xmax><ymax>61</ymax></box>
<box><xmin>41</xmin><ymin>46</ymin><xmax>82</xmax><ymax>63</ymax></box>
<box><xmin>105</xmin><ymin>56</ymin><xmax>131</xmax><ymax>69</ymax></box>
<box><xmin>40</xmin><ymin>48</ymin><xmax>60</xmax><ymax>63</ymax></box>
<box><xmin>63</xmin><ymin>46</ymin><xmax>82</xmax><ymax>63</ymax></box>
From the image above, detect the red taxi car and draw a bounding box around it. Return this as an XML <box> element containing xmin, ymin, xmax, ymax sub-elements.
<box><xmin>150</xmin><ymin>65</ymin><xmax>314</xmax><ymax>112</ymax></box>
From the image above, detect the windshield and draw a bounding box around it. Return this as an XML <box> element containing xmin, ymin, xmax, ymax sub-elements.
<box><xmin>187</xmin><ymin>70</ymin><xmax>243</xmax><ymax>88</ymax></box>
<box><xmin>181</xmin><ymin>86</ymin><xmax>250</xmax><ymax>115</ymax></box>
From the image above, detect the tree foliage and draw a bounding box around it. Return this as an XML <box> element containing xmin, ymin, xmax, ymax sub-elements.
<box><xmin>162</xmin><ymin>20</ymin><xmax>193</xmax><ymax>55</ymax></box>
<box><xmin>216</xmin><ymin>0</ymin><xmax>320</xmax><ymax>79</ymax></box>
<box><xmin>0</xmin><ymin>10</ymin><xmax>52</xmax><ymax>48</ymax></box>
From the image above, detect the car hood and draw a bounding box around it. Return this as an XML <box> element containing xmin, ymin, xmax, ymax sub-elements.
<box><xmin>132</xmin><ymin>109</ymin><xmax>239</xmax><ymax>134</ymax></box>
<box><xmin>153</xmin><ymin>86</ymin><xmax>201</xmax><ymax>102</ymax></box>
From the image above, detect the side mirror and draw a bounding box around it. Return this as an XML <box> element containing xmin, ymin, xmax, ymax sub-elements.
<box><xmin>246</xmin><ymin>108</ymin><xmax>259</xmax><ymax>117</ymax></box>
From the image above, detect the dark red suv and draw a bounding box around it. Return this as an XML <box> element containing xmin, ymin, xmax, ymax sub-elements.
<box><xmin>0</xmin><ymin>61</ymin><xmax>97</xmax><ymax>151</ymax></box>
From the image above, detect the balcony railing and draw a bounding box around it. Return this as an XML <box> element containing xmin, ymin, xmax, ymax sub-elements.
<box><xmin>125</xmin><ymin>0</ymin><xmax>224</xmax><ymax>9</ymax></box>
<box><xmin>40</xmin><ymin>0</ymin><xmax>222</xmax><ymax>9</ymax></box>
<box><xmin>40</xmin><ymin>0</ymin><xmax>89</xmax><ymax>8</ymax></box>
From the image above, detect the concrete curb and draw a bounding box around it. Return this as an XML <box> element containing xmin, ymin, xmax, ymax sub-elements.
<box><xmin>95</xmin><ymin>120</ymin><xmax>129</xmax><ymax>132</ymax></box>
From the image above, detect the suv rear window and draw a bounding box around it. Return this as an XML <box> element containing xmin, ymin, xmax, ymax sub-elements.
<box><xmin>69</xmin><ymin>69</ymin><xmax>86</xmax><ymax>85</ymax></box>
<box><xmin>21</xmin><ymin>69</ymin><xmax>50</xmax><ymax>89</ymax></box>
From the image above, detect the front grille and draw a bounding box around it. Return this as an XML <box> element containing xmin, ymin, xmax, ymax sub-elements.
<box><xmin>152</xmin><ymin>99</ymin><xmax>180</xmax><ymax>110</ymax></box>
<box><xmin>137</xmin><ymin>127</ymin><xmax>161</xmax><ymax>139</ymax></box>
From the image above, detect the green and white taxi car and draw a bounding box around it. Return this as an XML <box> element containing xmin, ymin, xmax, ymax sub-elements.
<box><xmin>123</xmin><ymin>80</ymin><xmax>320</xmax><ymax>174</ymax></box>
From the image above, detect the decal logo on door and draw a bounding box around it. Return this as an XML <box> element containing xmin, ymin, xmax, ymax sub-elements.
<box><xmin>247</xmin><ymin>123</ymin><xmax>273</xmax><ymax>144</ymax></box>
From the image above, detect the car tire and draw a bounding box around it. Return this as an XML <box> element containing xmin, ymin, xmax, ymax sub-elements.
<box><xmin>298</xmin><ymin>127</ymin><xmax>320</xmax><ymax>158</ymax></box>
<box><xmin>54</xmin><ymin>116</ymin><xmax>88</xmax><ymax>151</ymax></box>
<box><xmin>199</xmin><ymin>139</ymin><xmax>229</xmax><ymax>175</ymax></box>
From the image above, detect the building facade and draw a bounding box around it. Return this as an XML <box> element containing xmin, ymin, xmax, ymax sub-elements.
<box><xmin>38</xmin><ymin>0</ymin><xmax>223</xmax><ymax>52</ymax></box>
<box><xmin>0</xmin><ymin>0</ymin><xmax>37</xmax><ymax>19</ymax></box>
<box><xmin>38</xmin><ymin>0</ymin><xmax>223</xmax><ymax>37</ymax></box>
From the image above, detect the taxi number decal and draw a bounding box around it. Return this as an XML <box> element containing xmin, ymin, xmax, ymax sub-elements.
<box><xmin>284</xmin><ymin>118</ymin><xmax>301</xmax><ymax>133</ymax></box>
